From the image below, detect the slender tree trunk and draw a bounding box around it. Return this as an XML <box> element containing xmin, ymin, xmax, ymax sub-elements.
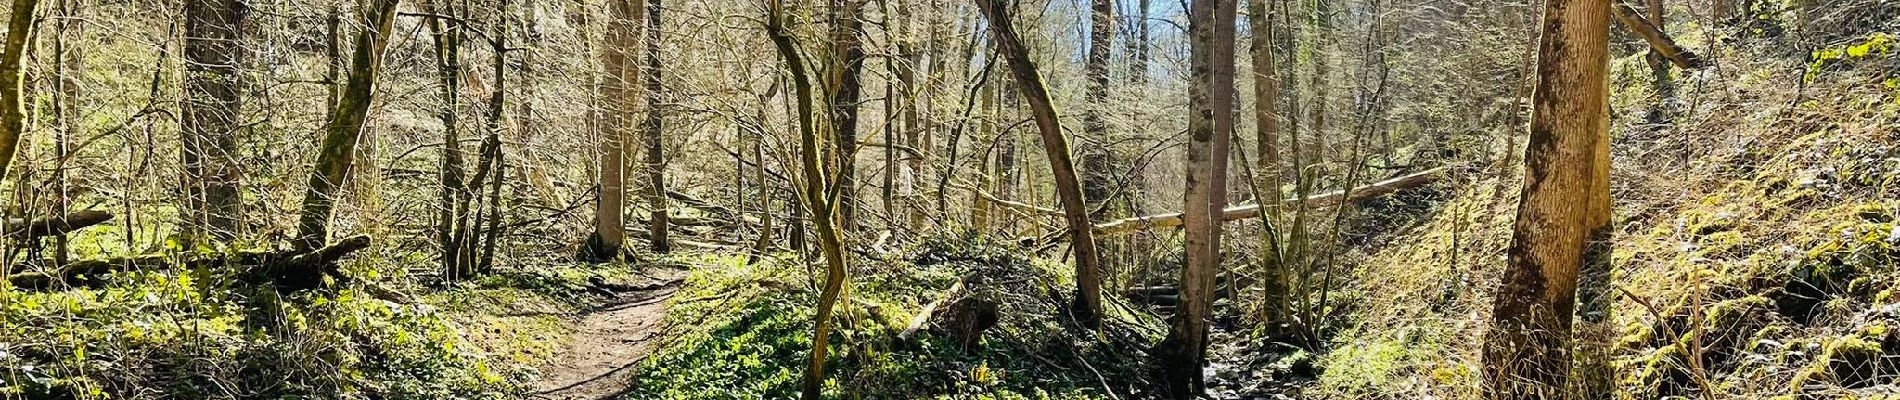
<box><xmin>643</xmin><ymin>0</ymin><xmax>669</xmax><ymax>252</ymax></box>
<box><xmin>294</xmin><ymin>0</ymin><xmax>401</xmax><ymax>255</ymax></box>
<box><xmin>828</xmin><ymin>0</ymin><xmax>865</xmax><ymax>231</ymax></box>
<box><xmin>182</xmin><ymin>0</ymin><xmax>245</xmax><ymax>244</ymax></box>
<box><xmin>1081</xmin><ymin>0</ymin><xmax>1116</xmax><ymax>275</ymax></box>
<box><xmin>425</xmin><ymin>0</ymin><xmax>470</xmax><ymax>277</ymax></box>
<box><xmin>473</xmin><ymin>0</ymin><xmax>512</xmax><ymax>274</ymax></box>
<box><xmin>1158</xmin><ymin>0</ymin><xmax>1237</xmax><ymax>396</ymax></box>
<box><xmin>1642</xmin><ymin>0</ymin><xmax>1673</xmax><ymax>124</ymax></box>
<box><xmin>0</xmin><ymin>0</ymin><xmax>45</xmax><ymax>192</ymax></box>
<box><xmin>1130</xmin><ymin>0</ymin><xmax>1150</xmax><ymax>84</ymax></box>
<box><xmin>767</xmin><ymin>2</ymin><xmax>850</xmax><ymax>398</ymax></box>
<box><xmin>1247</xmin><ymin>0</ymin><xmax>1292</xmax><ymax>340</ymax></box>
<box><xmin>976</xmin><ymin>0</ymin><xmax>1107</xmax><ymax>330</ymax></box>
<box><xmin>1307</xmin><ymin>0</ymin><xmax>1333</xmax><ymax>172</ymax></box>
<box><xmin>1481</xmin><ymin>0</ymin><xmax>1612</xmax><ymax>394</ymax></box>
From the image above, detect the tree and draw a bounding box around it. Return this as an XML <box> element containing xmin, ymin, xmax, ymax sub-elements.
<box><xmin>1247</xmin><ymin>0</ymin><xmax>1293</xmax><ymax>340</ymax></box>
<box><xmin>583</xmin><ymin>0</ymin><xmax>644</xmax><ymax>261</ymax></box>
<box><xmin>182</xmin><ymin>0</ymin><xmax>246</xmax><ymax>243</ymax></box>
<box><xmin>294</xmin><ymin>0</ymin><xmax>401</xmax><ymax>253</ymax></box>
<box><xmin>1480</xmin><ymin>0</ymin><xmax>1612</xmax><ymax>395</ymax></box>
<box><xmin>0</xmin><ymin>0</ymin><xmax>44</xmax><ymax>190</ymax></box>
<box><xmin>1155</xmin><ymin>0</ymin><xmax>1237</xmax><ymax>396</ymax></box>
<box><xmin>425</xmin><ymin>0</ymin><xmax>472</xmax><ymax>277</ymax></box>
<box><xmin>764</xmin><ymin>1</ymin><xmax>849</xmax><ymax>398</ymax></box>
<box><xmin>1081</xmin><ymin>0</ymin><xmax>1113</xmax><ymax>250</ymax></box>
<box><xmin>975</xmin><ymin>0</ymin><xmax>1107</xmax><ymax>329</ymax></box>
<box><xmin>643</xmin><ymin>0</ymin><xmax>669</xmax><ymax>252</ymax></box>
<box><xmin>827</xmin><ymin>0</ymin><xmax>865</xmax><ymax>230</ymax></box>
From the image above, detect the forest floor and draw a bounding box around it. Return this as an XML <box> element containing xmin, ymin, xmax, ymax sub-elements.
<box><xmin>532</xmin><ymin>267</ymin><xmax>687</xmax><ymax>400</ymax></box>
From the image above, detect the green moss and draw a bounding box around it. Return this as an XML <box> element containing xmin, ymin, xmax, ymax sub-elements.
<box><xmin>1789</xmin><ymin>334</ymin><xmax>1888</xmax><ymax>391</ymax></box>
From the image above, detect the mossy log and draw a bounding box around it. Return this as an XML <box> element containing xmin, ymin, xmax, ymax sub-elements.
<box><xmin>7</xmin><ymin>235</ymin><xmax>371</xmax><ymax>291</ymax></box>
<box><xmin>6</xmin><ymin>210</ymin><xmax>112</xmax><ymax>239</ymax></box>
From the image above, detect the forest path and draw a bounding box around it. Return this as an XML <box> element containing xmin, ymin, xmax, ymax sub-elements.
<box><xmin>532</xmin><ymin>267</ymin><xmax>687</xmax><ymax>400</ymax></box>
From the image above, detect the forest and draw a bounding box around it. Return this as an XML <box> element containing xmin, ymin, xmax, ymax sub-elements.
<box><xmin>0</xmin><ymin>0</ymin><xmax>1895</xmax><ymax>397</ymax></box>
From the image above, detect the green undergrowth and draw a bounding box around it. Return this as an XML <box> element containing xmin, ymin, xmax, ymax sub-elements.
<box><xmin>625</xmin><ymin>234</ymin><xmax>1166</xmax><ymax>399</ymax></box>
<box><xmin>1</xmin><ymin>252</ymin><xmax>648</xmax><ymax>399</ymax></box>
<box><xmin>1315</xmin><ymin>38</ymin><xmax>1900</xmax><ymax>399</ymax></box>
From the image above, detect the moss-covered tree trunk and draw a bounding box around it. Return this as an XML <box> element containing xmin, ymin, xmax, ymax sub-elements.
<box><xmin>182</xmin><ymin>0</ymin><xmax>246</xmax><ymax>243</ymax></box>
<box><xmin>765</xmin><ymin>2</ymin><xmax>849</xmax><ymax>398</ymax></box>
<box><xmin>294</xmin><ymin>0</ymin><xmax>400</xmax><ymax>255</ymax></box>
<box><xmin>1480</xmin><ymin>0</ymin><xmax>1612</xmax><ymax>395</ymax></box>
<box><xmin>0</xmin><ymin>0</ymin><xmax>43</xmax><ymax>199</ymax></box>
<box><xmin>827</xmin><ymin>0</ymin><xmax>865</xmax><ymax>231</ymax></box>
<box><xmin>975</xmin><ymin>0</ymin><xmax>1107</xmax><ymax>329</ymax></box>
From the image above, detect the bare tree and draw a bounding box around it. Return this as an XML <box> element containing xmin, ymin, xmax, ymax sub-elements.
<box><xmin>643</xmin><ymin>0</ymin><xmax>669</xmax><ymax>252</ymax></box>
<box><xmin>0</xmin><ymin>0</ymin><xmax>44</xmax><ymax>188</ymax></box>
<box><xmin>975</xmin><ymin>0</ymin><xmax>1108</xmax><ymax>329</ymax></box>
<box><xmin>584</xmin><ymin>0</ymin><xmax>645</xmax><ymax>261</ymax></box>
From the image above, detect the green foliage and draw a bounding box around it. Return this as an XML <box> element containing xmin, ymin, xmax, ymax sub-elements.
<box><xmin>623</xmin><ymin>235</ymin><xmax>1161</xmax><ymax>399</ymax></box>
<box><xmin>0</xmin><ymin>270</ymin><xmax>525</xmax><ymax>399</ymax></box>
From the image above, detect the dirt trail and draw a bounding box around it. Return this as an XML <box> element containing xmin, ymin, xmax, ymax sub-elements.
<box><xmin>534</xmin><ymin>270</ymin><xmax>685</xmax><ymax>400</ymax></box>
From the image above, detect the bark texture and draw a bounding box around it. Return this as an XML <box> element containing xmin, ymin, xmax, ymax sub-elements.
<box><xmin>976</xmin><ymin>0</ymin><xmax>1107</xmax><ymax>329</ymax></box>
<box><xmin>1156</xmin><ymin>0</ymin><xmax>1238</xmax><ymax>396</ymax></box>
<box><xmin>294</xmin><ymin>0</ymin><xmax>401</xmax><ymax>252</ymax></box>
<box><xmin>1481</xmin><ymin>0</ymin><xmax>1612</xmax><ymax>394</ymax></box>
<box><xmin>182</xmin><ymin>0</ymin><xmax>247</xmax><ymax>242</ymax></box>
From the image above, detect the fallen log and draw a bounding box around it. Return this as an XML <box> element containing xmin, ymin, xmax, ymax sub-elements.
<box><xmin>1091</xmin><ymin>167</ymin><xmax>1446</xmax><ymax>237</ymax></box>
<box><xmin>1611</xmin><ymin>1</ymin><xmax>1704</xmax><ymax>69</ymax></box>
<box><xmin>6</xmin><ymin>210</ymin><xmax>113</xmax><ymax>239</ymax></box>
<box><xmin>7</xmin><ymin>235</ymin><xmax>372</xmax><ymax>291</ymax></box>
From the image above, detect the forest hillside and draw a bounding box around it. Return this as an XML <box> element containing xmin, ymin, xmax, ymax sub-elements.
<box><xmin>0</xmin><ymin>0</ymin><xmax>1896</xmax><ymax>398</ymax></box>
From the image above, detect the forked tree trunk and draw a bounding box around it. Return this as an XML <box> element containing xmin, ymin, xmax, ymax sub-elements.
<box><xmin>975</xmin><ymin>0</ymin><xmax>1107</xmax><ymax>329</ymax></box>
<box><xmin>1157</xmin><ymin>0</ymin><xmax>1237</xmax><ymax>396</ymax></box>
<box><xmin>182</xmin><ymin>0</ymin><xmax>246</xmax><ymax>243</ymax></box>
<box><xmin>765</xmin><ymin>2</ymin><xmax>849</xmax><ymax>398</ymax></box>
<box><xmin>1481</xmin><ymin>0</ymin><xmax>1612</xmax><ymax>395</ymax></box>
<box><xmin>425</xmin><ymin>0</ymin><xmax>471</xmax><ymax>277</ymax></box>
<box><xmin>294</xmin><ymin>0</ymin><xmax>401</xmax><ymax>252</ymax></box>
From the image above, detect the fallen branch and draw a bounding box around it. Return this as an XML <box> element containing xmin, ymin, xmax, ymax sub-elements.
<box><xmin>6</xmin><ymin>210</ymin><xmax>113</xmax><ymax>239</ymax></box>
<box><xmin>1091</xmin><ymin>167</ymin><xmax>1446</xmax><ymax>237</ymax></box>
<box><xmin>899</xmin><ymin>275</ymin><xmax>969</xmax><ymax>341</ymax></box>
<box><xmin>1611</xmin><ymin>2</ymin><xmax>1704</xmax><ymax>69</ymax></box>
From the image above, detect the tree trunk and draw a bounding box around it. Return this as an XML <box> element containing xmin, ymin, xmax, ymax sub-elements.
<box><xmin>828</xmin><ymin>0</ymin><xmax>865</xmax><ymax>231</ymax></box>
<box><xmin>976</xmin><ymin>0</ymin><xmax>1107</xmax><ymax>329</ymax></box>
<box><xmin>1157</xmin><ymin>0</ymin><xmax>1237</xmax><ymax>396</ymax></box>
<box><xmin>643</xmin><ymin>0</ymin><xmax>669</xmax><ymax>252</ymax></box>
<box><xmin>294</xmin><ymin>0</ymin><xmax>401</xmax><ymax>252</ymax></box>
<box><xmin>0</xmin><ymin>0</ymin><xmax>44</xmax><ymax>197</ymax></box>
<box><xmin>1247</xmin><ymin>0</ymin><xmax>1293</xmax><ymax>340</ymax></box>
<box><xmin>585</xmin><ymin>0</ymin><xmax>644</xmax><ymax>261</ymax></box>
<box><xmin>425</xmin><ymin>0</ymin><xmax>471</xmax><ymax>278</ymax></box>
<box><xmin>766</xmin><ymin>2</ymin><xmax>849</xmax><ymax>398</ymax></box>
<box><xmin>1480</xmin><ymin>0</ymin><xmax>1612</xmax><ymax>394</ymax></box>
<box><xmin>182</xmin><ymin>0</ymin><xmax>245</xmax><ymax>243</ymax></box>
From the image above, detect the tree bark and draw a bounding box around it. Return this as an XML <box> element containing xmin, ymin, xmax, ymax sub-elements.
<box><xmin>0</xmin><ymin>0</ymin><xmax>43</xmax><ymax>198</ymax></box>
<box><xmin>828</xmin><ymin>0</ymin><xmax>865</xmax><ymax>230</ymax></box>
<box><xmin>1481</xmin><ymin>0</ymin><xmax>1612</xmax><ymax>394</ymax></box>
<box><xmin>425</xmin><ymin>0</ymin><xmax>471</xmax><ymax>277</ymax></box>
<box><xmin>643</xmin><ymin>0</ymin><xmax>669</xmax><ymax>252</ymax></box>
<box><xmin>976</xmin><ymin>0</ymin><xmax>1107</xmax><ymax>329</ymax></box>
<box><xmin>182</xmin><ymin>0</ymin><xmax>246</xmax><ymax>243</ymax></box>
<box><xmin>1157</xmin><ymin>0</ymin><xmax>1237</xmax><ymax>395</ymax></box>
<box><xmin>766</xmin><ymin>2</ymin><xmax>849</xmax><ymax>398</ymax></box>
<box><xmin>1247</xmin><ymin>0</ymin><xmax>1294</xmax><ymax>340</ymax></box>
<box><xmin>294</xmin><ymin>0</ymin><xmax>402</xmax><ymax>252</ymax></box>
<box><xmin>585</xmin><ymin>0</ymin><xmax>644</xmax><ymax>260</ymax></box>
